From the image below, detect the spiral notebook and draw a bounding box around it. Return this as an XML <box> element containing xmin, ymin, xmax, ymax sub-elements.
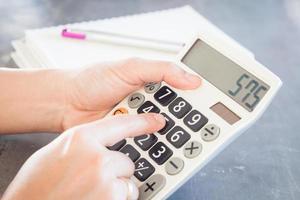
<box><xmin>11</xmin><ymin>5</ymin><xmax>254</xmax><ymax>69</ymax></box>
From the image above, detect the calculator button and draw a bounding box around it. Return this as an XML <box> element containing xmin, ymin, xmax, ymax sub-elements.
<box><xmin>138</xmin><ymin>174</ymin><xmax>166</xmax><ymax>200</ymax></box>
<box><xmin>201</xmin><ymin>124</ymin><xmax>220</xmax><ymax>142</ymax></box>
<box><xmin>137</xmin><ymin>101</ymin><xmax>160</xmax><ymax>114</ymax></box>
<box><xmin>165</xmin><ymin>157</ymin><xmax>184</xmax><ymax>175</ymax></box>
<box><xmin>184</xmin><ymin>141</ymin><xmax>202</xmax><ymax>159</ymax></box>
<box><xmin>183</xmin><ymin>110</ymin><xmax>208</xmax><ymax>132</ymax></box>
<box><xmin>113</xmin><ymin>107</ymin><xmax>128</xmax><ymax>115</ymax></box>
<box><xmin>154</xmin><ymin>86</ymin><xmax>177</xmax><ymax>106</ymax></box>
<box><xmin>158</xmin><ymin>113</ymin><xmax>175</xmax><ymax>135</ymax></box>
<box><xmin>128</xmin><ymin>93</ymin><xmax>145</xmax><ymax>108</ymax></box>
<box><xmin>149</xmin><ymin>142</ymin><xmax>173</xmax><ymax>165</ymax></box>
<box><xmin>166</xmin><ymin>126</ymin><xmax>191</xmax><ymax>148</ymax></box>
<box><xmin>144</xmin><ymin>82</ymin><xmax>161</xmax><ymax>94</ymax></box>
<box><xmin>134</xmin><ymin>134</ymin><xmax>158</xmax><ymax>151</ymax></box>
<box><xmin>107</xmin><ymin>139</ymin><xmax>126</xmax><ymax>151</ymax></box>
<box><xmin>168</xmin><ymin>97</ymin><xmax>192</xmax><ymax>119</ymax></box>
<box><xmin>120</xmin><ymin>144</ymin><xmax>141</xmax><ymax>162</ymax></box>
<box><xmin>134</xmin><ymin>158</ymin><xmax>155</xmax><ymax>182</ymax></box>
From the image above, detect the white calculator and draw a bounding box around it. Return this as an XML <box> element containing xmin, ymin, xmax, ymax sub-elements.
<box><xmin>107</xmin><ymin>34</ymin><xmax>282</xmax><ymax>200</ymax></box>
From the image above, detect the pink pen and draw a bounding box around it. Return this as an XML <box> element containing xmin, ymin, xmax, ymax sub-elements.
<box><xmin>61</xmin><ymin>28</ymin><xmax>183</xmax><ymax>53</ymax></box>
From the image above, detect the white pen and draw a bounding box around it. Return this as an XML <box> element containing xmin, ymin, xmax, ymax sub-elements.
<box><xmin>61</xmin><ymin>28</ymin><xmax>184</xmax><ymax>53</ymax></box>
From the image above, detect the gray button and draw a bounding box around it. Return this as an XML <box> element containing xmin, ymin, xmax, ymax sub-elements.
<box><xmin>184</xmin><ymin>141</ymin><xmax>202</xmax><ymax>158</ymax></box>
<box><xmin>201</xmin><ymin>124</ymin><xmax>220</xmax><ymax>142</ymax></box>
<box><xmin>128</xmin><ymin>93</ymin><xmax>145</xmax><ymax>108</ymax></box>
<box><xmin>138</xmin><ymin>174</ymin><xmax>166</xmax><ymax>200</ymax></box>
<box><xmin>165</xmin><ymin>157</ymin><xmax>184</xmax><ymax>175</ymax></box>
<box><xmin>144</xmin><ymin>82</ymin><xmax>161</xmax><ymax>94</ymax></box>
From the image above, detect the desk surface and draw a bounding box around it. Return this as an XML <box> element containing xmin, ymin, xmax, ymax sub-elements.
<box><xmin>0</xmin><ymin>1</ymin><xmax>299</xmax><ymax>199</ymax></box>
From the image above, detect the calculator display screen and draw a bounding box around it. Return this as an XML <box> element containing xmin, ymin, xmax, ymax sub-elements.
<box><xmin>181</xmin><ymin>39</ymin><xmax>270</xmax><ymax>112</ymax></box>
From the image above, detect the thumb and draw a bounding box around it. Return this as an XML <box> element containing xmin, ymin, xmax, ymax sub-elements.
<box><xmin>81</xmin><ymin>113</ymin><xmax>165</xmax><ymax>146</ymax></box>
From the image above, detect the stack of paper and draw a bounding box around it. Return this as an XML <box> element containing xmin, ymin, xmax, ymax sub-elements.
<box><xmin>11</xmin><ymin>6</ymin><xmax>254</xmax><ymax>69</ymax></box>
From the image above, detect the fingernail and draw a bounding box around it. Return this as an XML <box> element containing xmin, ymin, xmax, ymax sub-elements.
<box><xmin>152</xmin><ymin>113</ymin><xmax>166</xmax><ymax>126</ymax></box>
<box><xmin>184</xmin><ymin>73</ymin><xmax>201</xmax><ymax>85</ymax></box>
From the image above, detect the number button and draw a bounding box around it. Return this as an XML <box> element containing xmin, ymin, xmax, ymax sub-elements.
<box><xmin>137</xmin><ymin>101</ymin><xmax>160</xmax><ymax>114</ymax></box>
<box><xmin>134</xmin><ymin>134</ymin><xmax>158</xmax><ymax>151</ymax></box>
<box><xmin>107</xmin><ymin>139</ymin><xmax>126</xmax><ymax>151</ymax></box>
<box><xmin>154</xmin><ymin>86</ymin><xmax>177</xmax><ymax>106</ymax></box>
<box><xmin>201</xmin><ymin>124</ymin><xmax>220</xmax><ymax>142</ymax></box>
<box><xmin>134</xmin><ymin>158</ymin><xmax>155</xmax><ymax>182</ymax></box>
<box><xmin>149</xmin><ymin>142</ymin><xmax>173</xmax><ymax>165</ymax></box>
<box><xmin>128</xmin><ymin>93</ymin><xmax>145</xmax><ymax>108</ymax></box>
<box><xmin>183</xmin><ymin>110</ymin><xmax>208</xmax><ymax>132</ymax></box>
<box><xmin>166</xmin><ymin>126</ymin><xmax>191</xmax><ymax>148</ymax></box>
<box><xmin>168</xmin><ymin>97</ymin><xmax>192</xmax><ymax>119</ymax></box>
<box><xmin>158</xmin><ymin>113</ymin><xmax>175</xmax><ymax>135</ymax></box>
<box><xmin>138</xmin><ymin>174</ymin><xmax>166</xmax><ymax>200</ymax></box>
<box><xmin>144</xmin><ymin>82</ymin><xmax>161</xmax><ymax>94</ymax></box>
<box><xmin>120</xmin><ymin>144</ymin><xmax>141</xmax><ymax>162</ymax></box>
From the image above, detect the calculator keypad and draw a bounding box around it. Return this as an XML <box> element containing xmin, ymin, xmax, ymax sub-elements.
<box><xmin>113</xmin><ymin>83</ymin><xmax>222</xmax><ymax>200</ymax></box>
<box><xmin>149</xmin><ymin>142</ymin><xmax>173</xmax><ymax>165</ymax></box>
<box><xmin>166</xmin><ymin>126</ymin><xmax>191</xmax><ymax>148</ymax></box>
<box><xmin>158</xmin><ymin>113</ymin><xmax>175</xmax><ymax>135</ymax></box>
<box><xmin>168</xmin><ymin>97</ymin><xmax>192</xmax><ymax>119</ymax></box>
<box><xmin>134</xmin><ymin>158</ymin><xmax>155</xmax><ymax>182</ymax></box>
<box><xmin>137</xmin><ymin>101</ymin><xmax>160</xmax><ymax>114</ymax></box>
<box><xmin>134</xmin><ymin>134</ymin><xmax>158</xmax><ymax>151</ymax></box>
<box><xmin>183</xmin><ymin>110</ymin><xmax>208</xmax><ymax>132</ymax></box>
<box><xmin>154</xmin><ymin>86</ymin><xmax>177</xmax><ymax>106</ymax></box>
<box><xmin>120</xmin><ymin>144</ymin><xmax>140</xmax><ymax>162</ymax></box>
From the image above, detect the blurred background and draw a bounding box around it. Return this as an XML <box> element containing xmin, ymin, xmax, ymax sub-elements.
<box><xmin>0</xmin><ymin>0</ymin><xmax>299</xmax><ymax>199</ymax></box>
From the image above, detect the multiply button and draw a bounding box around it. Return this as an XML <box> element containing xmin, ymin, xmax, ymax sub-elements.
<box><xmin>134</xmin><ymin>158</ymin><xmax>155</xmax><ymax>182</ymax></box>
<box><xmin>144</xmin><ymin>82</ymin><xmax>161</xmax><ymax>94</ymax></box>
<box><xmin>128</xmin><ymin>93</ymin><xmax>145</xmax><ymax>108</ymax></box>
<box><xmin>165</xmin><ymin>157</ymin><xmax>184</xmax><ymax>175</ymax></box>
<box><xmin>184</xmin><ymin>141</ymin><xmax>202</xmax><ymax>159</ymax></box>
<box><xmin>138</xmin><ymin>174</ymin><xmax>166</xmax><ymax>200</ymax></box>
<box><xmin>201</xmin><ymin>124</ymin><xmax>220</xmax><ymax>142</ymax></box>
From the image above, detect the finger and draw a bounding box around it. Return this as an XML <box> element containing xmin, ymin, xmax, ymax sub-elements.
<box><xmin>112</xmin><ymin>178</ymin><xmax>138</xmax><ymax>200</ymax></box>
<box><xmin>114</xmin><ymin>58</ymin><xmax>201</xmax><ymax>90</ymax></box>
<box><xmin>81</xmin><ymin>113</ymin><xmax>165</xmax><ymax>146</ymax></box>
<box><xmin>106</xmin><ymin>151</ymin><xmax>135</xmax><ymax>178</ymax></box>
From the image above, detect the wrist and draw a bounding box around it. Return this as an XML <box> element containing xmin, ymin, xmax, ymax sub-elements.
<box><xmin>0</xmin><ymin>68</ymin><xmax>70</xmax><ymax>133</ymax></box>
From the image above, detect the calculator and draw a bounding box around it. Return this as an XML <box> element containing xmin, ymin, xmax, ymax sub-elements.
<box><xmin>106</xmin><ymin>34</ymin><xmax>282</xmax><ymax>200</ymax></box>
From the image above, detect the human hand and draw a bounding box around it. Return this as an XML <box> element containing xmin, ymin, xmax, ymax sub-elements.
<box><xmin>2</xmin><ymin>113</ymin><xmax>166</xmax><ymax>200</ymax></box>
<box><xmin>62</xmin><ymin>58</ymin><xmax>201</xmax><ymax>130</ymax></box>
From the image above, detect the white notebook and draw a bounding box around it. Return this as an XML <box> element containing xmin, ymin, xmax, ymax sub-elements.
<box><xmin>11</xmin><ymin>6</ymin><xmax>254</xmax><ymax>69</ymax></box>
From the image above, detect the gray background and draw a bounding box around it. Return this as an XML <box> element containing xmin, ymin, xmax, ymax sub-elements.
<box><xmin>0</xmin><ymin>0</ymin><xmax>299</xmax><ymax>199</ymax></box>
